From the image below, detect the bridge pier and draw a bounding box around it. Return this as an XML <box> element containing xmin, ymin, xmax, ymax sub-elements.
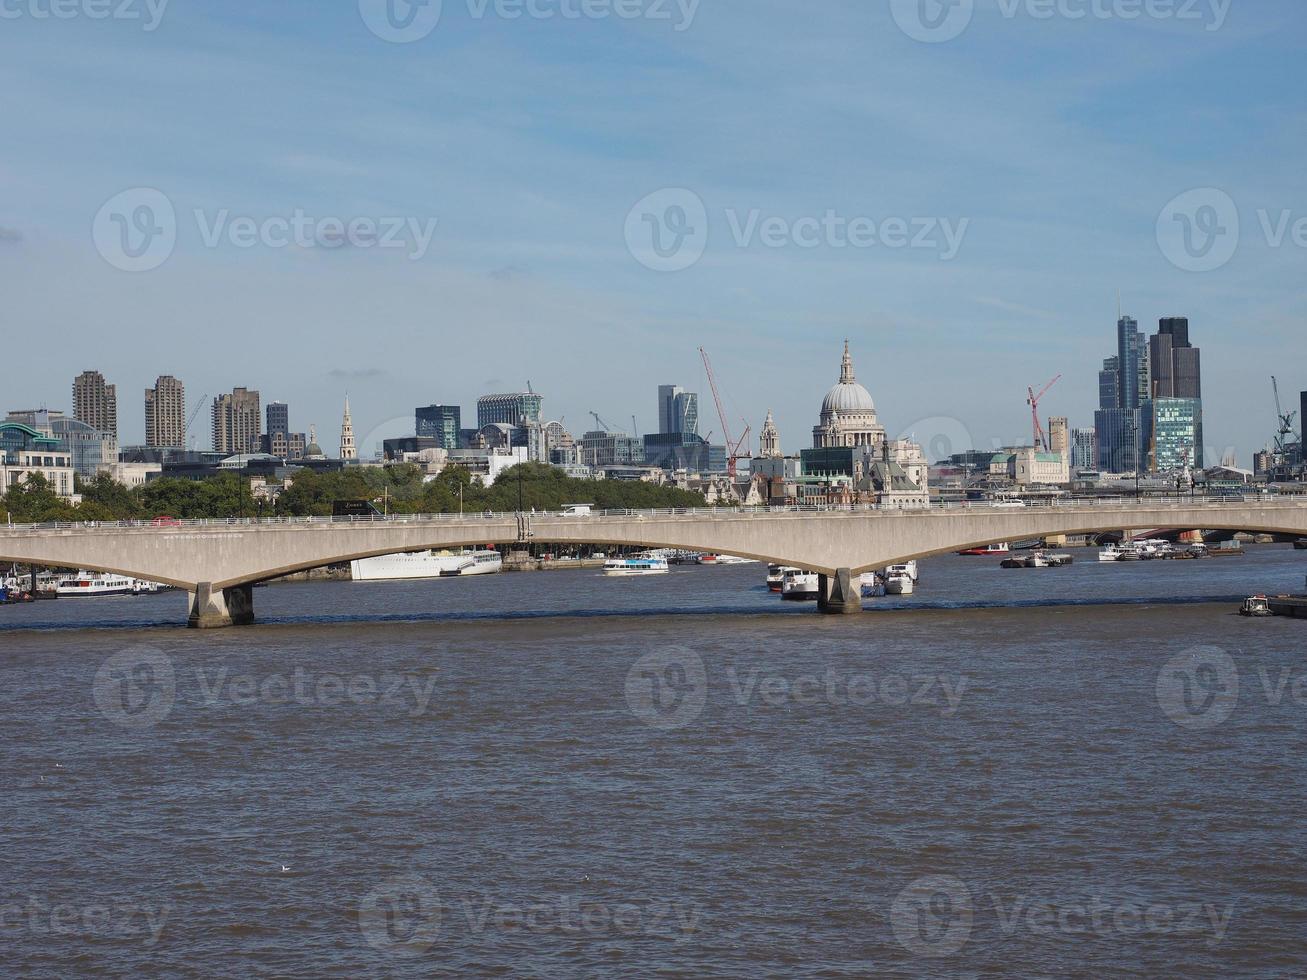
<box><xmin>187</xmin><ymin>583</ymin><xmax>255</xmax><ymax>629</ymax></box>
<box><xmin>817</xmin><ymin>568</ymin><xmax>862</xmax><ymax>615</ymax></box>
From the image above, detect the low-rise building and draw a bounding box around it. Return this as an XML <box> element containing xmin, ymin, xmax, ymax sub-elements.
<box><xmin>0</xmin><ymin>422</ymin><xmax>77</xmax><ymax>500</ymax></box>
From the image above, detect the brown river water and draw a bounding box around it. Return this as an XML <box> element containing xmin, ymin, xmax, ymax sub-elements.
<box><xmin>2</xmin><ymin>546</ymin><xmax>1305</xmax><ymax>976</ymax></box>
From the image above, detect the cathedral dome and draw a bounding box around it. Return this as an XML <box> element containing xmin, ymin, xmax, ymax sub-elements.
<box><xmin>820</xmin><ymin>341</ymin><xmax>876</xmax><ymax>417</ymax></box>
<box><xmin>822</xmin><ymin>380</ymin><xmax>876</xmax><ymax>415</ymax></box>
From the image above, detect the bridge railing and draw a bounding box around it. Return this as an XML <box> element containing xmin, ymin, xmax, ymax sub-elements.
<box><xmin>0</xmin><ymin>493</ymin><xmax>1300</xmax><ymax>534</ymax></box>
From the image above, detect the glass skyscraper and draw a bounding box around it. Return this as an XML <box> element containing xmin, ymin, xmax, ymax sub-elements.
<box><xmin>416</xmin><ymin>404</ymin><xmax>462</xmax><ymax>449</ymax></box>
<box><xmin>1145</xmin><ymin>316</ymin><xmax>1203</xmax><ymax>471</ymax></box>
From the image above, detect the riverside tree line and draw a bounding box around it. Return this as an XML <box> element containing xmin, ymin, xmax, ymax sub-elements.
<box><xmin>0</xmin><ymin>464</ymin><xmax>708</xmax><ymax>525</ymax></box>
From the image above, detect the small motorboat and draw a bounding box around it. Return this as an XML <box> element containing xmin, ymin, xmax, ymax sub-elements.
<box><xmin>883</xmin><ymin>566</ymin><xmax>915</xmax><ymax>595</ymax></box>
<box><xmin>1239</xmin><ymin>595</ymin><xmax>1273</xmax><ymax>618</ymax></box>
<box><xmin>781</xmin><ymin>569</ymin><xmax>820</xmax><ymax>601</ymax></box>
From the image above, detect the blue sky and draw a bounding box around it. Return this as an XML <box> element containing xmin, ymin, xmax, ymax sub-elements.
<box><xmin>2</xmin><ymin>0</ymin><xmax>1304</xmax><ymax>463</ymax></box>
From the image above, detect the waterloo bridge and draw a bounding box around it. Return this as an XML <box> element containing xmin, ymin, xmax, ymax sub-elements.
<box><xmin>2</xmin><ymin>497</ymin><xmax>1305</xmax><ymax>627</ymax></box>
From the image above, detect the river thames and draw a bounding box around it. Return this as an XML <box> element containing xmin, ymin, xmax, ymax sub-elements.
<box><xmin>3</xmin><ymin>546</ymin><xmax>1305</xmax><ymax>975</ymax></box>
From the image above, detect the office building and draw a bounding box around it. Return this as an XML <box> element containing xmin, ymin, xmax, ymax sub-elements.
<box><xmin>477</xmin><ymin>391</ymin><xmax>543</xmax><ymax>429</ymax></box>
<box><xmin>415</xmin><ymin>405</ymin><xmax>462</xmax><ymax>450</ymax></box>
<box><xmin>657</xmin><ymin>385</ymin><xmax>699</xmax><ymax>436</ymax></box>
<box><xmin>145</xmin><ymin>375</ymin><xmax>186</xmax><ymax>449</ymax></box>
<box><xmin>212</xmin><ymin>388</ymin><xmax>262</xmax><ymax>455</ymax></box>
<box><xmin>1145</xmin><ymin>317</ymin><xmax>1204</xmax><ymax>471</ymax></box>
<box><xmin>72</xmin><ymin>370</ymin><xmax>118</xmax><ymax>439</ymax></box>
<box><xmin>580</xmin><ymin>430</ymin><xmax>645</xmax><ymax>467</ymax></box>
<box><xmin>1071</xmin><ymin>428</ymin><xmax>1096</xmax><ymax>471</ymax></box>
<box><xmin>0</xmin><ymin>421</ymin><xmax>76</xmax><ymax>498</ymax></box>
<box><xmin>261</xmin><ymin>401</ymin><xmax>307</xmax><ymax>461</ymax></box>
<box><xmin>1048</xmin><ymin>417</ymin><xmax>1069</xmax><ymax>461</ymax></box>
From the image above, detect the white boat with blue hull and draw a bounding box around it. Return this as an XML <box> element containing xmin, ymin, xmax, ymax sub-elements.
<box><xmin>603</xmin><ymin>556</ymin><xmax>670</xmax><ymax>576</ymax></box>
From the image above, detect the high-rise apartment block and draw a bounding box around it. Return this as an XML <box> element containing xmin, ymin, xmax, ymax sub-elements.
<box><xmin>145</xmin><ymin>375</ymin><xmax>186</xmax><ymax>449</ymax></box>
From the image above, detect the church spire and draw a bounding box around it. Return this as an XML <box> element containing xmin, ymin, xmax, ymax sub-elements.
<box><xmin>339</xmin><ymin>396</ymin><xmax>357</xmax><ymax>461</ymax></box>
<box><xmin>840</xmin><ymin>339</ymin><xmax>855</xmax><ymax>384</ymax></box>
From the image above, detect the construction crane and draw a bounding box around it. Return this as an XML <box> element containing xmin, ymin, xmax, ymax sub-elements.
<box><xmin>699</xmin><ymin>347</ymin><xmax>751</xmax><ymax>477</ymax></box>
<box><xmin>589</xmin><ymin>411</ymin><xmax>616</xmax><ymax>434</ymax></box>
<box><xmin>1026</xmin><ymin>375</ymin><xmax>1062</xmax><ymax>451</ymax></box>
<box><xmin>184</xmin><ymin>393</ymin><xmax>208</xmax><ymax>450</ymax></box>
<box><xmin>1271</xmin><ymin>376</ymin><xmax>1298</xmax><ymax>458</ymax></box>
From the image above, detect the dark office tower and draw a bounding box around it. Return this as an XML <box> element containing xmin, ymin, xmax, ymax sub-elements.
<box><xmin>1098</xmin><ymin>357</ymin><xmax>1120</xmax><ymax>411</ymax></box>
<box><xmin>267</xmin><ymin>402</ymin><xmax>290</xmax><ymax>440</ymax></box>
<box><xmin>415</xmin><ymin>405</ymin><xmax>462</xmax><ymax>450</ymax></box>
<box><xmin>1116</xmin><ymin>316</ymin><xmax>1147</xmax><ymax>410</ymax></box>
<box><xmin>1146</xmin><ymin>317</ymin><xmax>1204</xmax><ymax>471</ymax></box>
<box><xmin>1159</xmin><ymin>316</ymin><xmax>1190</xmax><ymax>350</ymax></box>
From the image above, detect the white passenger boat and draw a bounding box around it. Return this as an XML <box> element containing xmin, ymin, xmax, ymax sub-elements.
<box><xmin>698</xmin><ymin>554</ymin><xmax>757</xmax><ymax>566</ymax></box>
<box><xmin>766</xmin><ymin>564</ymin><xmax>788</xmax><ymax>592</ymax></box>
<box><xmin>56</xmin><ymin>572</ymin><xmax>137</xmax><ymax>597</ymax></box>
<box><xmin>780</xmin><ymin>569</ymin><xmax>819</xmax><ymax>601</ymax></box>
<box><xmin>603</xmin><ymin>556</ymin><xmax>670</xmax><ymax>576</ymax></box>
<box><xmin>351</xmin><ymin>549</ymin><xmax>503</xmax><ymax>581</ymax></box>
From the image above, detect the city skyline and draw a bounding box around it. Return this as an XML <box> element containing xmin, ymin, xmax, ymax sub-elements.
<box><xmin>18</xmin><ymin>315</ymin><xmax>1301</xmax><ymax>467</ymax></box>
<box><xmin>3</xmin><ymin>3</ymin><xmax>1304</xmax><ymax>465</ymax></box>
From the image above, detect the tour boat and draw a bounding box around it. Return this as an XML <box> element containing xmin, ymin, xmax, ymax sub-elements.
<box><xmin>766</xmin><ymin>564</ymin><xmax>788</xmax><ymax>591</ymax></box>
<box><xmin>780</xmin><ymin>569</ymin><xmax>820</xmax><ymax>601</ymax></box>
<box><xmin>603</xmin><ymin>556</ymin><xmax>670</xmax><ymax>576</ymax></box>
<box><xmin>351</xmin><ymin>549</ymin><xmax>502</xmax><ymax>581</ymax></box>
<box><xmin>56</xmin><ymin>572</ymin><xmax>137</xmax><ymax>598</ymax></box>
<box><xmin>958</xmin><ymin>543</ymin><xmax>1009</xmax><ymax>556</ymax></box>
<box><xmin>698</xmin><ymin>554</ymin><xmax>757</xmax><ymax>566</ymax></box>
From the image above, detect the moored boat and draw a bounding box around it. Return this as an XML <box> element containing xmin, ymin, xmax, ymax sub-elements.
<box><xmin>958</xmin><ymin>543</ymin><xmax>1009</xmax><ymax>556</ymax></box>
<box><xmin>780</xmin><ymin>569</ymin><xmax>819</xmax><ymax>601</ymax></box>
<box><xmin>766</xmin><ymin>564</ymin><xmax>788</xmax><ymax>591</ymax></box>
<box><xmin>56</xmin><ymin>572</ymin><xmax>137</xmax><ymax>598</ymax></box>
<box><xmin>351</xmin><ymin>549</ymin><xmax>503</xmax><ymax>581</ymax></box>
<box><xmin>883</xmin><ymin>565</ymin><xmax>915</xmax><ymax>595</ymax></box>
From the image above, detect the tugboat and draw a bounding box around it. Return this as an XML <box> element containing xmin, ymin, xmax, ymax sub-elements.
<box><xmin>1239</xmin><ymin>595</ymin><xmax>1273</xmax><ymax>618</ymax></box>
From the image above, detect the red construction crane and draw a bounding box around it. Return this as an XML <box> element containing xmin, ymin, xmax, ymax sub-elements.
<box><xmin>1027</xmin><ymin>375</ymin><xmax>1062</xmax><ymax>451</ymax></box>
<box><xmin>699</xmin><ymin>347</ymin><xmax>751</xmax><ymax>477</ymax></box>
